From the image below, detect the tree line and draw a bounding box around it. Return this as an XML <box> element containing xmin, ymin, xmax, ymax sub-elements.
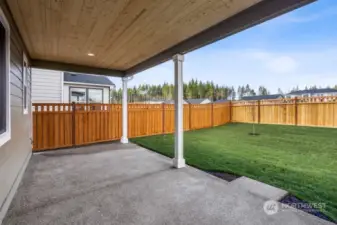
<box><xmin>110</xmin><ymin>79</ymin><xmax>337</xmax><ymax>103</ymax></box>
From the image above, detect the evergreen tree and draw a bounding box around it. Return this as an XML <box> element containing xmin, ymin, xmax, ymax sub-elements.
<box><xmin>258</xmin><ymin>86</ymin><xmax>270</xmax><ymax>95</ymax></box>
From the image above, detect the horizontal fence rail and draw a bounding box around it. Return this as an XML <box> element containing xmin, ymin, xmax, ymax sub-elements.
<box><xmin>32</xmin><ymin>102</ymin><xmax>231</xmax><ymax>151</ymax></box>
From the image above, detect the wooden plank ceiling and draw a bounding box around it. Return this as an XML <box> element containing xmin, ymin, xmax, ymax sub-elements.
<box><xmin>7</xmin><ymin>0</ymin><xmax>262</xmax><ymax>71</ymax></box>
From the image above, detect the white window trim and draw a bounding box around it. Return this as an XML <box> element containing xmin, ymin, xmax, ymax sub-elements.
<box><xmin>0</xmin><ymin>7</ymin><xmax>11</xmax><ymax>147</ymax></box>
<box><xmin>23</xmin><ymin>54</ymin><xmax>29</xmax><ymax>114</ymax></box>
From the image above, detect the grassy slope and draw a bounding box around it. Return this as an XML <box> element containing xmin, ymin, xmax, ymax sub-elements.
<box><xmin>131</xmin><ymin>123</ymin><xmax>337</xmax><ymax>221</ymax></box>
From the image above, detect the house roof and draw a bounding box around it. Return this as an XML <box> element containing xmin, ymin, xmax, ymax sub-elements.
<box><xmin>287</xmin><ymin>88</ymin><xmax>337</xmax><ymax>95</ymax></box>
<box><xmin>164</xmin><ymin>100</ymin><xmax>188</xmax><ymax>104</ymax></box>
<box><xmin>64</xmin><ymin>73</ymin><xmax>115</xmax><ymax>86</ymax></box>
<box><xmin>186</xmin><ymin>98</ymin><xmax>210</xmax><ymax>104</ymax></box>
<box><xmin>214</xmin><ymin>99</ymin><xmax>229</xmax><ymax>103</ymax></box>
<box><xmin>7</xmin><ymin>0</ymin><xmax>315</xmax><ymax>76</ymax></box>
<box><xmin>241</xmin><ymin>94</ymin><xmax>283</xmax><ymax>101</ymax></box>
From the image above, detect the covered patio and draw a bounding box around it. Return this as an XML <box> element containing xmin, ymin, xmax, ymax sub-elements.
<box><xmin>0</xmin><ymin>0</ymin><xmax>325</xmax><ymax>224</ymax></box>
<box><xmin>5</xmin><ymin>0</ymin><xmax>316</xmax><ymax>168</ymax></box>
<box><xmin>3</xmin><ymin>143</ymin><xmax>330</xmax><ymax>225</ymax></box>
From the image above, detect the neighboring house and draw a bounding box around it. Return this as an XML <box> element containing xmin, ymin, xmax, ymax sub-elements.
<box><xmin>241</xmin><ymin>94</ymin><xmax>283</xmax><ymax>101</ymax></box>
<box><xmin>285</xmin><ymin>88</ymin><xmax>337</xmax><ymax>98</ymax></box>
<box><xmin>186</xmin><ymin>98</ymin><xmax>211</xmax><ymax>104</ymax></box>
<box><xmin>32</xmin><ymin>69</ymin><xmax>115</xmax><ymax>103</ymax></box>
<box><xmin>214</xmin><ymin>99</ymin><xmax>229</xmax><ymax>103</ymax></box>
<box><xmin>164</xmin><ymin>99</ymin><xmax>188</xmax><ymax>104</ymax></box>
<box><xmin>132</xmin><ymin>100</ymin><xmax>165</xmax><ymax>104</ymax></box>
<box><xmin>64</xmin><ymin>72</ymin><xmax>114</xmax><ymax>104</ymax></box>
<box><xmin>134</xmin><ymin>99</ymin><xmax>188</xmax><ymax>104</ymax></box>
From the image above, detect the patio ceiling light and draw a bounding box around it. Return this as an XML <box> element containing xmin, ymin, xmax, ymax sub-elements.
<box><xmin>87</xmin><ymin>53</ymin><xmax>95</xmax><ymax>57</ymax></box>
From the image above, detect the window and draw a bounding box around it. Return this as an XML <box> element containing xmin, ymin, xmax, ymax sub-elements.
<box><xmin>88</xmin><ymin>89</ymin><xmax>103</xmax><ymax>103</ymax></box>
<box><xmin>23</xmin><ymin>55</ymin><xmax>28</xmax><ymax>114</ymax></box>
<box><xmin>70</xmin><ymin>87</ymin><xmax>103</xmax><ymax>104</ymax></box>
<box><xmin>70</xmin><ymin>88</ymin><xmax>87</xmax><ymax>103</ymax></box>
<box><xmin>0</xmin><ymin>8</ymin><xmax>10</xmax><ymax>147</ymax></box>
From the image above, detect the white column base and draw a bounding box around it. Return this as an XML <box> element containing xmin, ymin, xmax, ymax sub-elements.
<box><xmin>120</xmin><ymin>137</ymin><xmax>129</xmax><ymax>144</ymax></box>
<box><xmin>173</xmin><ymin>158</ymin><xmax>186</xmax><ymax>168</ymax></box>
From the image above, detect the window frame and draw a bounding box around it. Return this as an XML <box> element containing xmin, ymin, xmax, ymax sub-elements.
<box><xmin>0</xmin><ymin>7</ymin><xmax>11</xmax><ymax>147</ymax></box>
<box><xmin>69</xmin><ymin>87</ymin><xmax>87</xmax><ymax>104</ymax></box>
<box><xmin>87</xmin><ymin>88</ymin><xmax>103</xmax><ymax>104</ymax></box>
<box><xmin>23</xmin><ymin>54</ymin><xmax>29</xmax><ymax>114</ymax></box>
<box><xmin>69</xmin><ymin>86</ymin><xmax>104</xmax><ymax>104</ymax></box>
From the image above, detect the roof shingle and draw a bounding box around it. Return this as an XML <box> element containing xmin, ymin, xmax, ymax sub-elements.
<box><xmin>287</xmin><ymin>88</ymin><xmax>337</xmax><ymax>95</ymax></box>
<box><xmin>64</xmin><ymin>72</ymin><xmax>115</xmax><ymax>86</ymax></box>
<box><xmin>241</xmin><ymin>94</ymin><xmax>283</xmax><ymax>101</ymax></box>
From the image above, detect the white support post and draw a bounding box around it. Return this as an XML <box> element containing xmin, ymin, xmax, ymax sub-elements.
<box><xmin>173</xmin><ymin>54</ymin><xmax>186</xmax><ymax>168</ymax></box>
<box><xmin>121</xmin><ymin>77</ymin><xmax>129</xmax><ymax>144</ymax></box>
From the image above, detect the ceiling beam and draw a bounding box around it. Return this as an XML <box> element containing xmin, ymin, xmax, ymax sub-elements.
<box><xmin>126</xmin><ymin>0</ymin><xmax>316</xmax><ymax>76</ymax></box>
<box><xmin>31</xmin><ymin>60</ymin><xmax>125</xmax><ymax>77</ymax></box>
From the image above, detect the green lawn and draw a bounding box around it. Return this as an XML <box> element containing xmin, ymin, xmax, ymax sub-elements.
<box><xmin>131</xmin><ymin>123</ymin><xmax>337</xmax><ymax>221</ymax></box>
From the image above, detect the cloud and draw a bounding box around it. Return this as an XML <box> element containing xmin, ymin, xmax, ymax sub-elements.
<box><xmin>267</xmin><ymin>56</ymin><xmax>298</xmax><ymax>73</ymax></box>
<box><xmin>247</xmin><ymin>51</ymin><xmax>298</xmax><ymax>73</ymax></box>
<box><xmin>111</xmin><ymin>47</ymin><xmax>337</xmax><ymax>94</ymax></box>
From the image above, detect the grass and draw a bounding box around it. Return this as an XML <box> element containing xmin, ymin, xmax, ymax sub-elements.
<box><xmin>131</xmin><ymin>123</ymin><xmax>337</xmax><ymax>222</ymax></box>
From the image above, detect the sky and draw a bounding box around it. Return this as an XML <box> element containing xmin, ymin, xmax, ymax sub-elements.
<box><xmin>110</xmin><ymin>0</ymin><xmax>337</xmax><ymax>94</ymax></box>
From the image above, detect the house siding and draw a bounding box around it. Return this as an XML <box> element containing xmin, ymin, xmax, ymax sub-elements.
<box><xmin>64</xmin><ymin>83</ymin><xmax>110</xmax><ymax>104</ymax></box>
<box><xmin>31</xmin><ymin>68</ymin><xmax>63</xmax><ymax>103</ymax></box>
<box><xmin>0</xmin><ymin>0</ymin><xmax>32</xmax><ymax>222</ymax></box>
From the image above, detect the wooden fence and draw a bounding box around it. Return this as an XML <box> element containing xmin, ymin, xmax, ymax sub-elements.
<box><xmin>32</xmin><ymin>102</ymin><xmax>231</xmax><ymax>151</ymax></box>
<box><xmin>231</xmin><ymin>96</ymin><xmax>337</xmax><ymax>127</ymax></box>
<box><xmin>32</xmin><ymin>97</ymin><xmax>337</xmax><ymax>151</ymax></box>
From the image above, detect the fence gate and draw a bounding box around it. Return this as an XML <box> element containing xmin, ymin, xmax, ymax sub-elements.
<box><xmin>32</xmin><ymin>103</ymin><xmax>122</xmax><ymax>151</ymax></box>
<box><xmin>32</xmin><ymin>102</ymin><xmax>232</xmax><ymax>151</ymax></box>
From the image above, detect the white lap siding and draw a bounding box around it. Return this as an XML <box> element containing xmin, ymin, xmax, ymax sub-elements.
<box><xmin>0</xmin><ymin>1</ymin><xmax>32</xmax><ymax>222</ymax></box>
<box><xmin>31</xmin><ymin>68</ymin><xmax>63</xmax><ymax>103</ymax></box>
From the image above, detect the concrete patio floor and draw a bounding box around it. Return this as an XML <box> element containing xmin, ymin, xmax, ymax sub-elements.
<box><xmin>3</xmin><ymin>143</ymin><xmax>333</xmax><ymax>225</ymax></box>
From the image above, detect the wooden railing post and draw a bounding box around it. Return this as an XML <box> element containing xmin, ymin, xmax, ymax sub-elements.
<box><xmin>257</xmin><ymin>100</ymin><xmax>261</xmax><ymax>124</ymax></box>
<box><xmin>294</xmin><ymin>97</ymin><xmax>298</xmax><ymax>126</ymax></box>
<box><xmin>72</xmin><ymin>102</ymin><xmax>76</xmax><ymax>147</ymax></box>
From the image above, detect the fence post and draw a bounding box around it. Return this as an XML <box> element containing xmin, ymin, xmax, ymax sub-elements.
<box><xmin>294</xmin><ymin>97</ymin><xmax>298</xmax><ymax>126</ymax></box>
<box><xmin>211</xmin><ymin>103</ymin><xmax>214</xmax><ymax>127</ymax></box>
<box><xmin>162</xmin><ymin>103</ymin><xmax>165</xmax><ymax>134</ymax></box>
<box><xmin>257</xmin><ymin>100</ymin><xmax>261</xmax><ymax>124</ymax></box>
<box><xmin>229</xmin><ymin>101</ymin><xmax>232</xmax><ymax>122</ymax></box>
<box><xmin>72</xmin><ymin>102</ymin><xmax>76</xmax><ymax>147</ymax></box>
<box><xmin>146</xmin><ymin>104</ymin><xmax>150</xmax><ymax>135</ymax></box>
<box><xmin>189</xmin><ymin>103</ymin><xmax>192</xmax><ymax>130</ymax></box>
